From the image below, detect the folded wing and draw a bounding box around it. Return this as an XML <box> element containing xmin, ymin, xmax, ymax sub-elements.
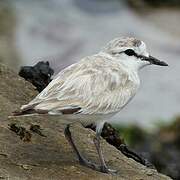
<box><xmin>21</xmin><ymin>55</ymin><xmax>138</xmax><ymax>115</ymax></box>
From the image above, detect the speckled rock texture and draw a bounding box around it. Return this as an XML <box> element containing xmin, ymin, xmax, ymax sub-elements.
<box><xmin>0</xmin><ymin>63</ymin><xmax>172</xmax><ymax>180</ymax></box>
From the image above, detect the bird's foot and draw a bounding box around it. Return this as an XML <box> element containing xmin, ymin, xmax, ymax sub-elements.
<box><xmin>65</xmin><ymin>124</ymin><xmax>117</xmax><ymax>174</ymax></box>
<box><xmin>78</xmin><ymin>156</ymin><xmax>101</xmax><ymax>172</ymax></box>
<box><xmin>79</xmin><ymin>156</ymin><xmax>117</xmax><ymax>174</ymax></box>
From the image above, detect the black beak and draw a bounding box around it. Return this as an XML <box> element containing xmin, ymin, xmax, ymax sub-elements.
<box><xmin>141</xmin><ymin>55</ymin><xmax>168</xmax><ymax>66</ymax></box>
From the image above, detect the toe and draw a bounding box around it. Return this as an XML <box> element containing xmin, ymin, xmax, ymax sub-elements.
<box><xmin>101</xmin><ymin>166</ymin><xmax>118</xmax><ymax>174</ymax></box>
<box><xmin>107</xmin><ymin>168</ymin><xmax>118</xmax><ymax>174</ymax></box>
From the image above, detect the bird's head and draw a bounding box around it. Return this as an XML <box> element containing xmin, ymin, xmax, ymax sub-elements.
<box><xmin>101</xmin><ymin>37</ymin><xmax>168</xmax><ymax>70</ymax></box>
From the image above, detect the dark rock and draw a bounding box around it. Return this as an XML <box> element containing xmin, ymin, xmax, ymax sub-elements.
<box><xmin>19</xmin><ymin>61</ymin><xmax>54</xmax><ymax>92</ymax></box>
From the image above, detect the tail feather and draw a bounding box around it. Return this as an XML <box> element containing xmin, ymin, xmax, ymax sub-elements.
<box><xmin>11</xmin><ymin>106</ymin><xmax>81</xmax><ymax>117</ymax></box>
<box><xmin>12</xmin><ymin>109</ymin><xmax>48</xmax><ymax>117</ymax></box>
<box><xmin>12</xmin><ymin>109</ymin><xmax>37</xmax><ymax>116</ymax></box>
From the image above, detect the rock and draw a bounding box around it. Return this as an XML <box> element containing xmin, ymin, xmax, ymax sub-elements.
<box><xmin>19</xmin><ymin>61</ymin><xmax>54</xmax><ymax>92</ymax></box>
<box><xmin>0</xmin><ymin>63</ymin><xmax>38</xmax><ymax>120</ymax></box>
<box><xmin>0</xmin><ymin>63</ymin><xmax>171</xmax><ymax>179</ymax></box>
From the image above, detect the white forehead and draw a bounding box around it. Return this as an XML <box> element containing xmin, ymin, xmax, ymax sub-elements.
<box><xmin>135</xmin><ymin>40</ymin><xmax>147</xmax><ymax>55</ymax></box>
<box><xmin>138</xmin><ymin>41</ymin><xmax>149</xmax><ymax>57</ymax></box>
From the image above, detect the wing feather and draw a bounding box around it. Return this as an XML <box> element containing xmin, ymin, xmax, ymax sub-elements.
<box><xmin>21</xmin><ymin>55</ymin><xmax>139</xmax><ymax>114</ymax></box>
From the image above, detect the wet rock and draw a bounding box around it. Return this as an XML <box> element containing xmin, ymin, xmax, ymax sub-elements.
<box><xmin>0</xmin><ymin>62</ymin><xmax>171</xmax><ymax>179</ymax></box>
<box><xmin>19</xmin><ymin>61</ymin><xmax>54</xmax><ymax>92</ymax></box>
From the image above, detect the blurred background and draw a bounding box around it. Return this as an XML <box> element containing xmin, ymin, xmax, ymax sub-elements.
<box><xmin>0</xmin><ymin>0</ymin><xmax>180</xmax><ymax>178</ymax></box>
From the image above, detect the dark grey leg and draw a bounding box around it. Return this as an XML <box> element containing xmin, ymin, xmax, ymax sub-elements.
<box><xmin>64</xmin><ymin>124</ymin><xmax>101</xmax><ymax>171</ymax></box>
<box><xmin>93</xmin><ymin>133</ymin><xmax>117</xmax><ymax>174</ymax></box>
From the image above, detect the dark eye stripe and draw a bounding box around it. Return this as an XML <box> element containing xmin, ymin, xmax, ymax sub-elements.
<box><xmin>124</xmin><ymin>49</ymin><xmax>136</xmax><ymax>56</ymax></box>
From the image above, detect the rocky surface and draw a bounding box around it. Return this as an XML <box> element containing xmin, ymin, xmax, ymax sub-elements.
<box><xmin>0</xmin><ymin>63</ymin><xmax>171</xmax><ymax>180</ymax></box>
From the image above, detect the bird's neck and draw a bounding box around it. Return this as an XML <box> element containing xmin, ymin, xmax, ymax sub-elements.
<box><xmin>119</xmin><ymin>59</ymin><xmax>140</xmax><ymax>72</ymax></box>
<box><xmin>98</xmin><ymin>51</ymin><xmax>140</xmax><ymax>82</ymax></box>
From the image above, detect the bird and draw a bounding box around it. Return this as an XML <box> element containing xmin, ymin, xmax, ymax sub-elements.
<box><xmin>12</xmin><ymin>37</ymin><xmax>168</xmax><ymax>174</ymax></box>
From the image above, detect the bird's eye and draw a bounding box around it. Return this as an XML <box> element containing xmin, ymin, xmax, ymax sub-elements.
<box><xmin>124</xmin><ymin>49</ymin><xmax>136</xmax><ymax>56</ymax></box>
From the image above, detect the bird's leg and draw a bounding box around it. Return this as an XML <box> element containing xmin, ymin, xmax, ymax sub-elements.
<box><xmin>93</xmin><ymin>133</ymin><xmax>117</xmax><ymax>174</ymax></box>
<box><xmin>64</xmin><ymin>124</ymin><xmax>101</xmax><ymax>171</ymax></box>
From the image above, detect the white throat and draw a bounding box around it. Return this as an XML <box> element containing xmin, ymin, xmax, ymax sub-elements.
<box><xmin>119</xmin><ymin>58</ymin><xmax>140</xmax><ymax>72</ymax></box>
<box><xmin>115</xmin><ymin>54</ymin><xmax>150</xmax><ymax>72</ymax></box>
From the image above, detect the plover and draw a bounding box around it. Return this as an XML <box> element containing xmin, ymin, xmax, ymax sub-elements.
<box><xmin>13</xmin><ymin>37</ymin><xmax>168</xmax><ymax>173</ymax></box>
